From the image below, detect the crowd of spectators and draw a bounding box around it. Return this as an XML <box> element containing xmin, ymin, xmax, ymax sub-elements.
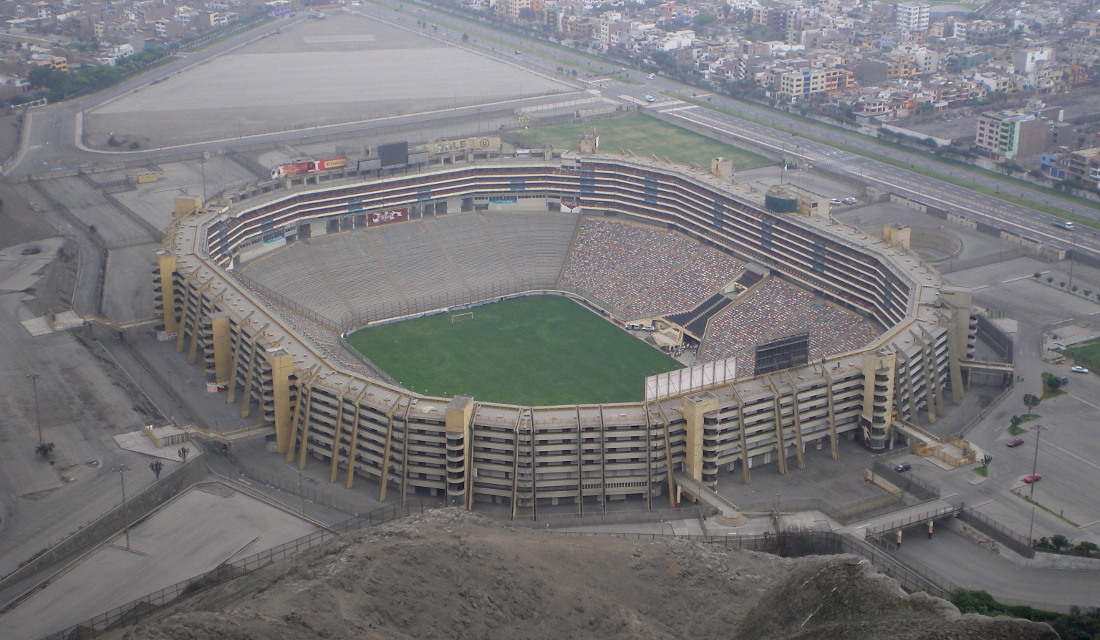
<box><xmin>701</xmin><ymin>279</ymin><xmax>877</xmax><ymax>376</ymax></box>
<box><xmin>559</xmin><ymin>218</ymin><xmax>746</xmax><ymax>317</ymax></box>
<box><xmin>626</xmin><ymin>249</ymin><xmax>745</xmax><ymax>319</ymax></box>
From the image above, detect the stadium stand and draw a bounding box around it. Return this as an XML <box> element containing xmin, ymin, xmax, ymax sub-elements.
<box><xmin>560</xmin><ymin>218</ymin><xmax>747</xmax><ymax>319</ymax></box>
<box><xmin>158</xmin><ymin>155</ymin><xmax>974</xmax><ymax>514</ymax></box>
<box><xmin>240</xmin><ymin>213</ymin><xmax>578</xmax><ymax>326</ymax></box>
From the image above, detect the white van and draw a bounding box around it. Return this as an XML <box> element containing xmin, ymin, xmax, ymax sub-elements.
<box><xmin>643</xmin><ymin>325</ymin><xmax>657</xmax><ymax>332</ymax></box>
<box><xmin>625</xmin><ymin>323</ymin><xmax>642</xmax><ymax>330</ymax></box>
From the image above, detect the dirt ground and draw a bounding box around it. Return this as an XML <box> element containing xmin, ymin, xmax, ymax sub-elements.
<box><xmin>104</xmin><ymin>510</ymin><xmax>1057</xmax><ymax>640</ymax></box>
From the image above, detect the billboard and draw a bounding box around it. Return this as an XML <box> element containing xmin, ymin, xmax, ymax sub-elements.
<box><xmin>270</xmin><ymin>162</ymin><xmax>311</xmax><ymax>179</ymax></box>
<box><xmin>367</xmin><ymin>208</ymin><xmax>408</xmax><ymax>227</ymax></box>
<box><xmin>645</xmin><ymin>358</ymin><xmax>737</xmax><ymax>401</ymax></box>
<box><xmin>431</xmin><ymin>136</ymin><xmax>501</xmax><ymax>157</ymax></box>
<box><xmin>379</xmin><ymin>141</ymin><xmax>410</xmax><ymax>168</ymax></box>
<box><xmin>271</xmin><ymin>158</ymin><xmax>347</xmax><ymax>179</ymax></box>
<box><xmin>312</xmin><ymin>157</ymin><xmax>347</xmax><ymax>172</ymax></box>
<box><xmin>560</xmin><ymin>198</ymin><xmax>581</xmax><ymax>213</ymax></box>
<box><xmin>754</xmin><ymin>332</ymin><xmax>810</xmax><ymax>376</ymax></box>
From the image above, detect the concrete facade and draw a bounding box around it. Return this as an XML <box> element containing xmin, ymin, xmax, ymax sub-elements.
<box><xmin>155</xmin><ymin>156</ymin><xmax>973</xmax><ymax>519</ymax></box>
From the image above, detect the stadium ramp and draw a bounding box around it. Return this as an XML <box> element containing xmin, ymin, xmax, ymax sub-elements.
<box><xmin>674</xmin><ymin>472</ymin><xmax>749</xmax><ymax>527</ymax></box>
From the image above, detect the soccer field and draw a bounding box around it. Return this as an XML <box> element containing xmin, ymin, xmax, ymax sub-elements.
<box><xmin>345</xmin><ymin>295</ymin><xmax>682</xmax><ymax>405</ymax></box>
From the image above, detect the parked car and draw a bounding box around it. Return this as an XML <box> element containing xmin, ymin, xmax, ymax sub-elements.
<box><xmin>1006</xmin><ymin>438</ymin><xmax>1025</xmax><ymax>448</ymax></box>
<box><xmin>829</xmin><ymin>198</ymin><xmax>842</xmax><ymax>205</ymax></box>
<box><xmin>894</xmin><ymin>462</ymin><xmax>911</xmax><ymax>473</ymax></box>
<box><xmin>1071</xmin><ymin>365</ymin><xmax>1089</xmax><ymax>374</ymax></box>
<box><xmin>644</xmin><ymin>95</ymin><xmax>656</xmax><ymax>103</ymax></box>
<box><xmin>843</xmin><ymin>197</ymin><xmax>858</xmax><ymax>205</ymax></box>
<box><xmin>1023</xmin><ymin>473</ymin><xmax>1043</xmax><ymax>483</ymax></box>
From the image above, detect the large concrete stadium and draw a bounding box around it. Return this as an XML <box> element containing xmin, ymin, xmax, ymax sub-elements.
<box><xmin>156</xmin><ymin>153</ymin><xmax>977</xmax><ymax>517</ymax></box>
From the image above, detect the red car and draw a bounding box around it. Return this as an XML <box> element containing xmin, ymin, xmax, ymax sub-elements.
<box><xmin>1007</xmin><ymin>438</ymin><xmax>1025</xmax><ymax>448</ymax></box>
<box><xmin>1023</xmin><ymin>473</ymin><xmax>1043</xmax><ymax>483</ymax></box>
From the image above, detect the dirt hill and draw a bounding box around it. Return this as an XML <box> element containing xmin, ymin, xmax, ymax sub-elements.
<box><xmin>106</xmin><ymin>509</ymin><xmax>1057</xmax><ymax>640</ymax></box>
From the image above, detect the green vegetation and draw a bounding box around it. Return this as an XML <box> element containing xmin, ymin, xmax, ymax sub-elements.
<box><xmin>22</xmin><ymin>51</ymin><xmax>175</xmax><ymax>103</ymax></box>
<box><xmin>515</xmin><ymin>113</ymin><xmax>769</xmax><ymax>170</ymax></box>
<box><xmin>1065</xmin><ymin>340</ymin><xmax>1100</xmax><ymax>371</ymax></box>
<box><xmin>1041</xmin><ymin>372</ymin><xmax>1066</xmax><ymax>398</ymax></box>
<box><xmin>973</xmin><ymin>464</ymin><xmax>988</xmax><ymax>478</ymax></box>
<box><xmin>345</xmin><ymin>295</ymin><xmax>681</xmax><ymax>405</ymax></box>
<box><xmin>951</xmin><ymin>589</ymin><xmax>1100</xmax><ymax>639</ymax></box>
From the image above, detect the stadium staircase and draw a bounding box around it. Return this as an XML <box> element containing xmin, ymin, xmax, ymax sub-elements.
<box><xmin>304</xmin><ymin>242</ymin><xmax>355</xmax><ymax>315</ymax></box>
<box><xmin>478</xmin><ymin>214</ymin><xmax>522</xmax><ymax>284</ymax></box>
<box><xmin>665</xmin><ymin>293</ymin><xmax>734</xmax><ymax>340</ymax></box>
<box><xmin>358</xmin><ymin>232</ymin><xmax>411</xmax><ymax>305</ymax></box>
<box><xmin>422</xmin><ymin>219</ymin><xmax>475</xmax><ymax>295</ymax></box>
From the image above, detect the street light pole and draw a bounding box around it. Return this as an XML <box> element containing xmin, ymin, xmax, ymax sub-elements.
<box><xmin>298</xmin><ymin>471</ymin><xmax>306</xmax><ymax>516</ymax></box>
<box><xmin>1027</xmin><ymin>424</ymin><xmax>1047</xmax><ymax>545</ymax></box>
<box><xmin>114</xmin><ymin>465</ymin><xmax>131</xmax><ymax>551</ymax></box>
<box><xmin>27</xmin><ymin>373</ymin><xmax>41</xmax><ymax>444</ymax></box>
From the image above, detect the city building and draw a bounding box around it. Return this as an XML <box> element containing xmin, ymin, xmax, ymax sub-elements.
<box><xmin>974</xmin><ymin>110</ymin><xmax>1049</xmax><ymax>161</ymax></box>
<box><xmin>895</xmin><ymin>2</ymin><xmax>930</xmax><ymax>32</ymax></box>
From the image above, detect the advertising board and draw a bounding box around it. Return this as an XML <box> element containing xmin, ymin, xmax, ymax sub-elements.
<box><xmin>367</xmin><ymin>208</ymin><xmax>408</xmax><ymax>227</ymax></box>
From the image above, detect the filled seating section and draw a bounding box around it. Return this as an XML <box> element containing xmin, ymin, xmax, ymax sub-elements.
<box><xmin>242</xmin><ymin>213</ymin><xmax>877</xmax><ymax>376</ymax></box>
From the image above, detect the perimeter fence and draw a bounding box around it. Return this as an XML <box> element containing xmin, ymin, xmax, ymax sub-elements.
<box><xmin>37</xmin><ymin>501</ymin><xmax>440</xmax><ymax>640</ymax></box>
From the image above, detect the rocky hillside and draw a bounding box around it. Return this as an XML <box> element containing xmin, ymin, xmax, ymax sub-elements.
<box><xmin>107</xmin><ymin>509</ymin><xmax>1057</xmax><ymax>640</ymax></box>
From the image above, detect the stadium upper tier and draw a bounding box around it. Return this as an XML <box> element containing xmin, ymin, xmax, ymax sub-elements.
<box><xmin>156</xmin><ymin>154</ymin><xmax>975</xmax><ymax>515</ymax></box>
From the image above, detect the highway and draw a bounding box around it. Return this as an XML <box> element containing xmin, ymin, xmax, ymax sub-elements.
<box><xmin>7</xmin><ymin>1</ymin><xmax>1099</xmax><ymax>264</ymax></box>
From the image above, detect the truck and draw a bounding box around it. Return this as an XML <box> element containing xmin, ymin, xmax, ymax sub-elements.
<box><xmin>1052</xmin><ymin>219</ymin><xmax>1074</xmax><ymax>230</ymax></box>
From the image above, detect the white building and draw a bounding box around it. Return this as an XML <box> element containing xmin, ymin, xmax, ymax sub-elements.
<box><xmin>896</xmin><ymin>3</ymin><xmax>930</xmax><ymax>32</ymax></box>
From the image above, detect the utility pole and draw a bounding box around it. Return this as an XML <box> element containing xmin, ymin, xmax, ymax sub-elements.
<box><xmin>114</xmin><ymin>465</ymin><xmax>131</xmax><ymax>551</ymax></box>
<box><xmin>299</xmin><ymin>471</ymin><xmax>306</xmax><ymax>516</ymax></box>
<box><xmin>27</xmin><ymin>373</ymin><xmax>41</xmax><ymax>444</ymax></box>
<box><xmin>1027</xmin><ymin>424</ymin><xmax>1047</xmax><ymax>545</ymax></box>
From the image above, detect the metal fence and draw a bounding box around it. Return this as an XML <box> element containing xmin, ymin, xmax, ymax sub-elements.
<box><xmin>957</xmin><ymin>504</ymin><xmax>1034</xmax><ymax>558</ymax></box>
<box><xmin>36</xmin><ymin>502</ymin><xmax>439</xmax><ymax>640</ymax></box>
<box><xmin>546</xmin><ymin>529</ymin><xmax>955</xmax><ymax>599</ymax></box>
<box><xmin>872</xmin><ymin>461</ymin><xmax>940</xmax><ymax>501</ymax></box>
<box><xmin>231</xmin><ymin>271</ymin><xmax>342</xmax><ymax>331</ymax></box>
<box><xmin>227</xmin><ymin>454</ymin><xmax>380</xmax><ymax>517</ymax></box>
<box><xmin>864</xmin><ymin>505</ymin><xmax>959</xmax><ymax>538</ymax></box>
<box><xmin>333</xmin><ymin>281</ymin><xmax>619</xmax><ymax>334</ymax></box>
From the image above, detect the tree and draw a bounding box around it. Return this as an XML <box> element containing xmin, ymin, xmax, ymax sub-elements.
<box><xmin>35</xmin><ymin>441</ymin><xmax>55</xmax><ymax>459</ymax></box>
<box><xmin>1023</xmin><ymin>393</ymin><xmax>1040</xmax><ymax>414</ymax></box>
<box><xmin>1050</xmin><ymin>534</ymin><xmax>1069</xmax><ymax>550</ymax></box>
<box><xmin>178</xmin><ymin>446</ymin><xmax>190</xmax><ymax>462</ymax></box>
<box><xmin>150</xmin><ymin>460</ymin><xmax>163</xmax><ymax>480</ymax></box>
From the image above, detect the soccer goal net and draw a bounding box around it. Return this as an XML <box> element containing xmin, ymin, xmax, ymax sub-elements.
<box><xmin>450</xmin><ymin>311</ymin><xmax>474</xmax><ymax>324</ymax></box>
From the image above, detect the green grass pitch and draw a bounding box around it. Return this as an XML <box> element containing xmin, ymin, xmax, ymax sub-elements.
<box><xmin>344</xmin><ymin>295</ymin><xmax>682</xmax><ymax>406</ymax></box>
<box><xmin>515</xmin><ymin>113</ymin><xmax>769</xmax><ymax>170</ymax></box>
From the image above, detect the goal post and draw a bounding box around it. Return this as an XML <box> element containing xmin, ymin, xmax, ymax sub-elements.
<box><xmin>450</xmin><ymin>311</ymin><xmax>474</xmax><ymax>324</ymax></box>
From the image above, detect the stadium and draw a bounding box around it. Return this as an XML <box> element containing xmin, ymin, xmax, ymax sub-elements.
<box><xmin>155</xmin><ymin>152</ymin><xmax>977</xmax><ymax>518</ymax></box>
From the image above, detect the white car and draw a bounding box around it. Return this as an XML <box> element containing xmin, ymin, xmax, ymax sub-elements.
<box><xmin>843</xmin><ymin>197</ymin><xmax>858</xmax><ymax>205</ymax></box>
<box><xmin>644</xmin><ymin>95</ymin><xmax>656</xmax><ymax>103</ymax></box>
<box><xmin>1071</xmin><ymin>365</ymin><xmax>1089</xmax><ymax>374</ymax></box>
<box><xmin>647</xmin><ymin>73</ymin><xmax>655</xmax><ymax>79</ymax></box>
<box><xmin>829</xmin><ymin>198</ymin><xmax>842</xmax><ymax>205</ymax></box>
